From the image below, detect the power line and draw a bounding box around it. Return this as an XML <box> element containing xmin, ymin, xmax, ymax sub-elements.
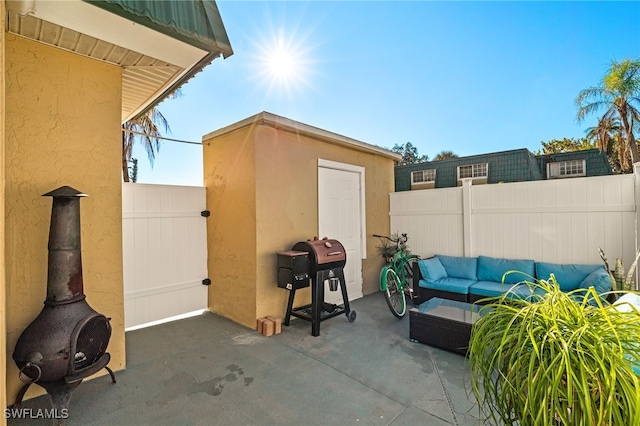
<box><xmin>122</xmin><ymin>128</ymin><xmax>202</xmax><ymax>145</ymax></box>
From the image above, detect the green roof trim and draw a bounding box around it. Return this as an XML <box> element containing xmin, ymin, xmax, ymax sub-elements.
<box><xmin>84</xmin><ymin>0</ymin><xmax>233</xmax><ymax>56</ymax></box>
<box><xmin>84</xmin><ymin>0</ymin><xmax>233</xmax><ymax>121</ymax></box>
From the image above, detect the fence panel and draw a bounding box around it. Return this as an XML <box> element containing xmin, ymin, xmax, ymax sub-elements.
<box><xmin>122</xmin><ymin>183</ymin><xmax>208</xmax><ymax>329</ymax></box>
<box><xmin>389</xmin><ymin>187</ymin><xmax>464</xmax><ymax>256</ymax></box>
<box><xmin>390</xmin><ymin>173</ymin><xmax>637</xmax><ymax>273</ymax></box>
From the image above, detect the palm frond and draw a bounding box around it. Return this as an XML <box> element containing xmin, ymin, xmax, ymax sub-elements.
<box><xmin>121</xmin><ymin>105</ymin><xmax>174</xmax><ymax>181</ymax></box>
<box><xmin>123</xmin><ymin>107</ymin><xmax>172</xmax><ymax>166</ymax></box>
<box><xmin>576</xmin><ymin>58</ymin><xmax>640</xmax><ymax>169</ymax></box>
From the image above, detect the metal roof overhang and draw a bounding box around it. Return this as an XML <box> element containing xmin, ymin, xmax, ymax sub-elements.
<box><xmin>5</xmin><ymin>0</ymin><xmax>233</xmax><ymax>122</ymax></box>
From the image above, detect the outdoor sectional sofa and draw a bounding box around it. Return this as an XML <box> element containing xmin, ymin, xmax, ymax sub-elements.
<box><xmin>413</xmin><ymin>254</ymin><xmax>612</xmax><ymax>304</ymax></box>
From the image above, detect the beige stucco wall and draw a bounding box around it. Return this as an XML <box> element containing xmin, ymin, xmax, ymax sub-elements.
<box><xmin>4</xmin><ymin>35</ymin><xmax>125</xmax><ymax>401</ymax></box>
<box><xmin>1</xmin><ymin>1</ymin><xmax>7</xmax><ymax>420</ymax></box>
<box><xmin>204</xmin><ymin>118</ymin><xmax>394</xmax><ymax>328</ymax></box>
<box><xmin>203</xmin><ymin>127</ymin><xmax>258</xmax><ymax>327</ymax></box>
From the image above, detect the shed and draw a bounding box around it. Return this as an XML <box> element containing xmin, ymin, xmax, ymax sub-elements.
<box><xmin>202</xmin><ymin>112</ymin><xmax>401</xmax><ymax>328</ymax></box>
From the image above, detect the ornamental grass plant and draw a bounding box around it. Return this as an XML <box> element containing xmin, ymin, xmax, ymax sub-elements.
<box><xmin>468</xmin><ymin>277</ymin><xmax>640</xmax><ymax>426</ymax></box>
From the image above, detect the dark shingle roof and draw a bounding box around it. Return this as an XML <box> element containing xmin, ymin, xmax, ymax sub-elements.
<box><xmin>535</xmin><ymin>149</ymin><xmax>613</xmax><ymax>177</ymax></box>
<box><xmin>395</xmin><ymin>148</ymin><xmax>613</xmax><ymax>191</ymax></box>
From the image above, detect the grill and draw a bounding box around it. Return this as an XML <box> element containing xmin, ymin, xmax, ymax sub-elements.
<box><xmin>279</xmin><ymin>237</ymin><xmax>356</xmax><ymax>336</ymax></box>
<box><xmin>12</xmin><ymin>186</ymin><xmax>116</xmax><ymax>420</ymax></box>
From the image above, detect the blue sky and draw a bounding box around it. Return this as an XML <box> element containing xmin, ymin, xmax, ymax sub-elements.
<box><xmin>132</xmin><ymin>1</ymin><xmax>640</xmax><ymax>186</ymax></box>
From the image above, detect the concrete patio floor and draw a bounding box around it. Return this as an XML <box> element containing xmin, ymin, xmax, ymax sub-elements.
<box><xmin>8</xmin><ymin>292</ymin><xmax>484</xmax><ymax>425</ymax></box>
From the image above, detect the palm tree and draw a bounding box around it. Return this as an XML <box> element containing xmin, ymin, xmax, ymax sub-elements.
<box><xmin>433</xmin><ymin>150</ymin><xmax>458</xmax><ymax>161</ymax></box>
<box><xmin>122</xmin><ymin>107</ymin><xmax>170</xmax><ymax>182</ymax></box>
<box><xmin>585</xmin><ymin>116</ymin><xmax>625</xmax><ymax>172</ymax></box>
<box><xmin>576</xmin><ymin>58</ymin><xmax>640</xmax><ymax>171</ymax></box>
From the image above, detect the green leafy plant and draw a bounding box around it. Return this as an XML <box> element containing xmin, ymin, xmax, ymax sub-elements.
<box><xmin>599</xmin><ymin>247</ymin><xmax>640</xmax><ymax>293</ymax></box>
<box><xmin>468</xmin><ymin>277</ymin><xmax>640</xmax><ymax>426</ymax></box>
<box><xmin>375</xmin><ymin>232</ymin><xmax>411</xmax><ymax>259</ymax></box>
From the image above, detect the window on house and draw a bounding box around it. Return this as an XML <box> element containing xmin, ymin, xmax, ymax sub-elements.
<box><xmin>457</xmin><ymin>163</ymin><xmax>488</xmax><ymax>180</ymax></box>
<box><xmin>411</xmin><ymin>169</ymin><xmax>436</xmax><ymax>184</ymax></box>
<box><xmin>548</xmin><ymin>160</ymin><xmax>586</xmax><ymax>178</ymax></box>
<box><xmin>560</xmin><ymin>160</ymin><xmax>585</xmax><ymax>176</ymax></box>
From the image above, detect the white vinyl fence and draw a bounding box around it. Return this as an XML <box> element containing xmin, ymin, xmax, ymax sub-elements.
<box><xmin>390</xmin><ymin>171</ymin><xmax>640</xmax><ymax>287</ymax></box>
<box><xmin>122</xmin><ymin>183</ymin><xmax>208</xmax><ymax>329</ymax></box>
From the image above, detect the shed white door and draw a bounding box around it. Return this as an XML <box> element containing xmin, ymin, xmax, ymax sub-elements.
<box><xmin>318</xmin><ymin>165</ymin><xmax>363</xmax><ymax>303</ymax></box>
<box><xmin>122</xmin><ymin>184</ymin><xmax>208</xmax><ymax>329</ymax></box>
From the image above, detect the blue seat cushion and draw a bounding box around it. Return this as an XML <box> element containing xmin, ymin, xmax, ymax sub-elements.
<box><xmin>470</xmin><ymin>281</ymin><xmax>545</xmax><ymax>301</ymax></box>
<box><xmin>477</xmin><ymin>256</ymin><xmax>535</xmax><ymax>284</ymax></box>
<box><xmin>535</xmin><ymin>262</ymin><xmax>604</xmax><ymax>291</ymax></box>
<box><xmin>627</xmin><ymin>353</ymin><xmax>640</xmax><ymax>376</ymax></box>
<box><xmin>469</xmin><ymin>281</ymin><xmax>520</xmax><ymax>298</ymax></box>
<box><xmin>419</xmin><ymin>278</ymin><xmax>475</xmax><ymax>295</ymax></box>
<box><xmin>506</xmin><ymin>284</ymin><xmax>547</xmax><ymax>301</ymax></box>
<box><xmin>435</xmin><ymin>255</ymin><xmax>478</xmax><ymax>280</ymax></box>
<box><xmin>418</xmin><ymin>258</ymin><xmax>448</xmax><ymax>282</ymax></box>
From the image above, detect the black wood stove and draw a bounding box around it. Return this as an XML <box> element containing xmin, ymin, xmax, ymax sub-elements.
<box><xmin>12</xmin><ymin>186</ymin><xmax>115</xmax><ymax>423</ymax></box>
<box><xmin>278</xmin><ymin>237</ymin><xmax>356</xmax><ymax>336</ymax></box>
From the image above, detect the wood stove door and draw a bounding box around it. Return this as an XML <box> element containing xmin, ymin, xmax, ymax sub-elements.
<box><xmin>318</xmin><ymin>166</ymin><xmax>363</xmax><ymax>303</ymax></box>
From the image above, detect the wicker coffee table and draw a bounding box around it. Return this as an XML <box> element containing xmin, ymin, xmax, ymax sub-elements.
<box><xmin>409</xmin><ymin>297</ymin><xmax>481</xmax><ymax>355</ymax></box>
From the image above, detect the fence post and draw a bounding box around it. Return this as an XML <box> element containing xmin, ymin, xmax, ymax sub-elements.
<box><xmin>462</xmin><ymin>178</ymin><xmax>473</xmax><ymax>257</ymax></box>
<box><xmin>634</xmin><ymin>163</ymin><xmax>640</xmax><ymax>290</ymax></box>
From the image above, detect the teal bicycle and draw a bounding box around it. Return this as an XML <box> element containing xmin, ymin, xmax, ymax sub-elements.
<box><xmin>374</xmin><ymin>233</ymin><xmax>420</xmax><ymax>318</ymax></box>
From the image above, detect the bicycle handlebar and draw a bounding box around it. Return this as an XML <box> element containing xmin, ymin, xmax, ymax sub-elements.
<box><xmin>373</xmin><ymin>233</ymin><xmax>407</xmax><ymax>243</ymax></box>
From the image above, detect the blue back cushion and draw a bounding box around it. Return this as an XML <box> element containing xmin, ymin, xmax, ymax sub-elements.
<box><xmin>580</xmin><ymin>268</ymin><xmax>612</xmax><ymax>294</ymax></box>
<box><xmin>435</xmin><ymin>255</ymin><xmax>478</xmax><ymax>280</ymax></box>
<box><xmin>477</xmin><ymin>256</ymin><xmax>535</xmax><ymax>284</ymax></box>
<box><xmin>418</xmin><ymin>258</ymin><xmax>448</xmax><ymax>282</ymax></box>
<box><xmin>535</xmin><ymin>262</ymin><xmax>604</xmax><ymax>291</ymax></box>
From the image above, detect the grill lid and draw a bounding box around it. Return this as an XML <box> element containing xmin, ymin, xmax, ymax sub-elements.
<box><xmin>292</xmin><ymin>237</ymin><xmax>346</xmax><ymax>270</ymax></box>
<box><xmin>305</xmin><ymin>238</ymin><xmax>345</xmax><ymax>264</ymax></box>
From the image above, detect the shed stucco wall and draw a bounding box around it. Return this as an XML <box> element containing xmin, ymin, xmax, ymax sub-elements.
<box><xmin>5</xmin><ymin>35</ymin><xmax>125</xmax><ymax>400</ymax></box>
<box><xmin>253</xmin><ymin>124</ymin><xmax>393</xmax><ymax>319</ymax></box>
<box><xmin>204</xmin><ymin>117</ymin><xmax>393</xmax><ymax>329</ymax></box>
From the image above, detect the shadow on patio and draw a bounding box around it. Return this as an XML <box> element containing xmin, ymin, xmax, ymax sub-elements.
<box><xmin>8</xmin><ymin>293</ymin><xmax>483</xmax><ymax>425</ymax></box>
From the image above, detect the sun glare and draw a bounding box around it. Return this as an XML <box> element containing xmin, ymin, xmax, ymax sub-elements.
<box><xmin>268</xmin><ymin>44</ymin><xmax>296</xmax><ymax>80</ymax></box>
<box><xmin>253</xmin><ymin>31</ymin><xmax>314</xmax><ymax>99</ymax></box>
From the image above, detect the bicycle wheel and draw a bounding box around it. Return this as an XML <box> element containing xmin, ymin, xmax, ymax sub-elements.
<box><xmin>384</xmin><ymin>268</ymin><xmax>406</xmax><ymax>318</ymax></box>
